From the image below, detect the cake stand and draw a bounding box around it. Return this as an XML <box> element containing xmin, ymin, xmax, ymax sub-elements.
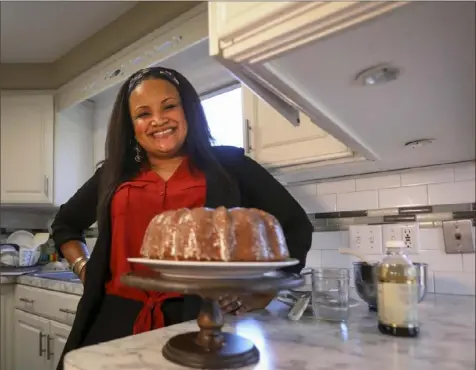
<box><xmin>121</xmin><ymin>269</ymin><xmax>303</xmax><ymax>369</ymax></box>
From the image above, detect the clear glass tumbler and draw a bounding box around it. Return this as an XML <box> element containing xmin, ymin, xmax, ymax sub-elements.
<box><xmin>311</xmin><ymin>268</ymin><xmax>350</xmax><ymax>322</ymax></box>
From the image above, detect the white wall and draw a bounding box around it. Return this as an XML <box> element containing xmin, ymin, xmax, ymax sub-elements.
<box><xmin>92</xmin><ymin>90</ymin><xmax>116</xmax><ymax>166</ymax></box>
<box><xmin>54</xmin><ymin>102</ymin><xmax>95</xmax><ymax>205</ymax></box>
<box><xmin>287</xmin><ymin>161</ymin><xmax>476</xmax><ymax>296</ymax></box>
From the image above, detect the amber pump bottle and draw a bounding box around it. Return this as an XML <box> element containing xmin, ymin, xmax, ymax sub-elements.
<box><xmin>377</xmin><ymin>240</ymin><xmax>419</xmax><ymax>338</ymax></box>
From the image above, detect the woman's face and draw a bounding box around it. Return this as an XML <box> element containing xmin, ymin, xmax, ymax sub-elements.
<box><xmin>129</xmin><ymin>78</ymin><xmax>187</xmax><ymax>159</ymax></box>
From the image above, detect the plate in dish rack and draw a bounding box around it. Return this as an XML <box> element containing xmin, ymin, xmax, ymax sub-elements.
<box><xmin>127</xmin><ymin>258</ymin><xmax>300</xmax><ymax>279</ymax></box>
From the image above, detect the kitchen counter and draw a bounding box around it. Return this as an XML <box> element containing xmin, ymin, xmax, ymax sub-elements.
<box><xmin>0</xmin><ymin>276</ymin><xmax>17</xmax><ymax>285</ymax></box>
<box><xmin>64</xmin><ymin>293</ymin><xmax>475</xmax><ymax>370</ymax></box>
<box><xmin>0</xmin><ymin>273</ymin><xmax>83</xmax><ymax>295</ymax></box>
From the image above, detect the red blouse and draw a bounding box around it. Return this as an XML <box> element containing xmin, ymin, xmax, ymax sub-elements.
<box><xmin>105</xmin><ymin>158</ymin><xmax>206</xmax><ymax>334</ymax></box>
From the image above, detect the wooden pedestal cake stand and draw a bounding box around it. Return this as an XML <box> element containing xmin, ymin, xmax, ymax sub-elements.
<box><xmin>121</xmin><ymin>269</ymin><xmax>303</xmax><ymax>369</ymax></box>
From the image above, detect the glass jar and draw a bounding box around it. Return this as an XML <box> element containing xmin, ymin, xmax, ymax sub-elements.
<box><xmin>311</xmin><ymin>268</ymin><xmax>350</xmax><ymax>322</ymax></box>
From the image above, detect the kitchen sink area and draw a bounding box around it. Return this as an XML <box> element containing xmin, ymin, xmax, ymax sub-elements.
<box><xmin>31</xmin><ymin>270</ymin><xmax>81</xmax><ymax>283</ymax></box>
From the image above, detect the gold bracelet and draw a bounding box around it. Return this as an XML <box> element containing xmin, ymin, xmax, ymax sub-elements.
<box><xmin>70</xmin><ymin>256</ymin><xmax>85</xmax><ymax>273</ymax></box>
<box><xmin>76</xmin><ymin>259</ymin><xmax>88</xmax><ymax>277</ymax></box>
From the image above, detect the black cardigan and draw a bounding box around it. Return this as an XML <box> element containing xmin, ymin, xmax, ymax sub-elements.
<box><xmin>52</xmin><ymin>146</ymin><xmax>313</xmax><ymax>368</ymax></box>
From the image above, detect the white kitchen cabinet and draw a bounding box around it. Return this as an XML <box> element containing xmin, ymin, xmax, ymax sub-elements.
<box><xmin>13</xmin><ymin>285</ymin><xmax>78</xmax><ymax>370</ymax></box>
<box><xmin>48</xmin><ymin>321</ymin><xmax>71</xmax><ymax>370</ymax></box>
<box><xmin>0</xmin><ymin>91</ymin><xmax>95</xmax><ymax>206</ymax></box>
<box><xmin>242</xmin><ymin>87</ymin><xmax>354</xmax><ymax>169</ymax></box>
<box><xmin>0</xmin><ymin>284</ymin><xmax>15</xmax><ymax>370</ymax></box>
<box><xmin>14</xmin><ymin>309</ymin><xmax>50</xmax><ymax>370</ymax></box>
<box><xmin>14</xmin><ymin>310</ymin><xmax>71</xmax><ymax>370</ymax></box>
<box><xmin>210</xmin><ymin>2</ymin><xmax>307</xmax><ymax>52</ymax></box>
<box><xmin>0</xmin><ymin>92</ymin><xmax>54</xmax><ymax>204</ymax></box>
<box><xmin>208</xmin><ymin>2</ymin><xmax>411</xmax><ymax>174</ymax></box>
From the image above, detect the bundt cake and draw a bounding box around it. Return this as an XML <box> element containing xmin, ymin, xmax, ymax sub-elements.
<box><xmin>140</xmin><ymin>207</ymin><xmax>290</xmax><ymax>262</ymax></box>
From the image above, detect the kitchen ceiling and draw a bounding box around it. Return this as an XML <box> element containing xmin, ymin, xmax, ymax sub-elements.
<box><xmin>0</xmin><ymin>1</ymin><xmax>137</xmax><ymax>63</ymax></box>
<box><xmin>0</xmin><ymin>1</ymin><xmax>199</xmax><ymax>89</ymax></box>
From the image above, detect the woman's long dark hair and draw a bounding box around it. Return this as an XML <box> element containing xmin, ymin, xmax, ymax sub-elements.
<box><xmin>97</xmin><ymin>67</ymin><xmax>230</xmax><ymax>229</ymax></box>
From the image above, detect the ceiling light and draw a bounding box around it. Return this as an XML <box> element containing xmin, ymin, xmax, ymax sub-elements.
<box><xmin>354</xmin><ymin>64</ymin><xmax>400</xmax><ymax>86</ymax></box>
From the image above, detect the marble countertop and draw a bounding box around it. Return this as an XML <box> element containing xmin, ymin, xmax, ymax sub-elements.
<box><xmin>64</xmin><ymin>294</ymin><xmax>475</xmax><ymax>370</ymax></box>
<box><xmin>0</xmin><ymin>273</ymin><xmax>83</xmax><ymax>296</ymax></box>
<box><xmin>17</xmin><ymin>274</ymin><xmax>83</xmax><ymax>295</ymax></box>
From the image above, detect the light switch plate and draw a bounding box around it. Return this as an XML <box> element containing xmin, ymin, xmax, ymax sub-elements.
<box><xmin>442</xmin><ymin>220</ymin><xmax>475</xmax><ymax>254</ymax></box>
<box><xmin>349</xmin><ymin>225</ymin><xmax>383</xmax><ymax>254</ymax></box>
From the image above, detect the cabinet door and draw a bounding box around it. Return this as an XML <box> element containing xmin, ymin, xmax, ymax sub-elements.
<box><xmin>48</xmin><ymin>321</ymin><xmax>71</xmax><ymax>370</ymax></box>
<box><xmin>1</xmin><ymin>285</ymin><xmax>15</xmax><ymax>370</ymax></box>
<box><xmin>242</xmin><ymin>87</ymin><xmax>353</xmax><ymax>169</ymax></box>
<box><xmin>0</xmin><ymin>93</ymin><xmax>54</xmax><ymax>204</ymax></box>
<box><xmin>210</xmin><ymin>2</ymin><xmax>298</xmax><ymax>44</ymax></box>
<box><xmin>13</xmin><ymin>309</ymin><xmax>49</xmax><ymax>370</ymax></box>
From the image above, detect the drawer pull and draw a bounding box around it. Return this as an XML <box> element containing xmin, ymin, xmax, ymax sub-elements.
<box><xmin>59</xmin><ymin>308</ymin><xmax>76</xmax><ymax>315</ymax></box>
<box><xmin>19</xmin><ymin>298</ymin><xmax>34</xmax><ymax>304</ymax></box>
<box><xmin>39</xmin><ymin>332</ymin><xmax>46</xmax><ymax>356</ymax></box>
<box><xmin>47</xmin><ymin>335</ymin><xmax>53</xmax><ymax>360</ymax></box>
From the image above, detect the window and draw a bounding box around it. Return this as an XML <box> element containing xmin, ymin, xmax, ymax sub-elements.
<box><xmin>201</xmin><ymin>86</ymin><xmax>243</xmax><ymax>148</ymax></box>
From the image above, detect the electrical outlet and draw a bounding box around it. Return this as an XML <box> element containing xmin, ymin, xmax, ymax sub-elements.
<box><xmin>349</xmin><ymin>225</ymin><xmax>383</xmax><ymax>254</ymax></box>
<box><xmin>382</xmin><ymin>223</ymin><xmax>420</xmax><ymax>254</ymax></box>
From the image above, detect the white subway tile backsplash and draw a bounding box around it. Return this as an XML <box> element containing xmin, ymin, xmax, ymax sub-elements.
<box><xmin>412</xmin><ymin>250</ymin><xmax>463</xmax><ymax>272</ymax></box>
<box><xmin>287</xmin><ymin>183</ymin><xmax>317</xmax><ymax>199</ymax></box>
<box><xmin>321</xmin><ymin>250</ymin><xmax>354</xmax><ymax>268</ymax></box>
<box><xmin>311</xmin><ymin>232</ymin><xmax>342</xmax><ymax>250</ymax></box>
<box><xmin>291</xmin><ymin>161</ymin><xmax>475</xmax><ymax>296</ymax></box>
<box><xmin>340</xmin><ymin>231</ymin><xmax>350</xmax><ymax>248</ymax></box>
<box><xmin>419</xmin><ymin>229</ymin><xmax>445</xmax><ymax>251</ymax></box>
<box><xmin>378</xmin><ymin>185</ymin><xmax>428</xmax><ymax>208</ymax></box>
<box><xmin>462</xmin><ymin>254</ymin><xmax>475</xmax><ymax>272</ymax></box>
<box><xmin>355</xmin><ymin>174</ymin><xmax>400</xmax><ymax>191</ymax></box>
<box><xmin>337</xmin><ymin>190</ymin><xmax>378</xmax><ymax>211</ymax></box>
<box><xmin>428</xmin><ymin>180</ymin><xmax>476</xmax><ymax>204</ymax></box>
<box><xmin>454</xmin><ymin>162</ymin><xmax>476</xmax><ymax>181</ymax></box>
<box><xmin>300</xmin><ymin>194</ymin><xmax>336</xmax><ymax>213</ymax></box>
<box><xmin>434</xmin><ymin>272</ymin><xmax>475</xmax><ymax>295</ymax></box>
<box><xmin>401</xmin><ymin>167</ymin><xmax>454</xmax><ymax>186</ymax></box>
<box><xmin>305</xmin><ymin>249</ymin><xmax>322</xmax><ymax>267</ymax></box>
<box><xmin>318</xmin><ymin>179</ymin><xmax>355</xmax><ymax>195</ymax></box>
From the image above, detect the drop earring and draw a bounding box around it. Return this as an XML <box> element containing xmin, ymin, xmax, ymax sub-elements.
<box><xmin>134</xmin><ymin>143</ymin><xmax>143</xmax><ymax>163</ymax></box>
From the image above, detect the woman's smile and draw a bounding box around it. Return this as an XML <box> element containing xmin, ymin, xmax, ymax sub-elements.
<box><xmin>129</xmin><ymin>78</ymin><xmax>187</xmax><ymax>158</ymax></box>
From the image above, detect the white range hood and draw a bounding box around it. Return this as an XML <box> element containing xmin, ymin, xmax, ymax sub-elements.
<box><xmin>209</xmin><ymin>1</ymin><xmax>476</xmax><ymax>173</ymax></box>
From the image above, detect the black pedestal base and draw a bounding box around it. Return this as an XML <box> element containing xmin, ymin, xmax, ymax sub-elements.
<box><xmin>162</xmin><ymin>331</ymin><xmax>260</xmax><ymax>369</ymax></box>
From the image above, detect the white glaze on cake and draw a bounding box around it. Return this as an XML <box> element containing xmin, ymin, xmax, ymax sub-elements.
<box><xmin>140</xmin><ymin>207</ymin><xmax>289</xmax><ymax>262</ymax></box>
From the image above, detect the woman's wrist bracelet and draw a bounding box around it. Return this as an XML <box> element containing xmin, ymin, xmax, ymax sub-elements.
<box><xmin>71</xmin><ymin>256</ymin><xmax>88</xmax><ymax>276</ymax></box>
<box><xmin>75</xmin><ymin>259</ymin><xmax>88</xmax><ymax>277</ymax></box>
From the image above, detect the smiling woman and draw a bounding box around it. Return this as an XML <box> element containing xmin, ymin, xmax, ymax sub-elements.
<box><xmin>129</xmin><ymin>78</ymin><xmax>188</xmax><ymax>168</ymax></box>
<box><xmin>50</xmin><ymin>66</ymin><xmax>313</xmax><ymax>370</ymax></box>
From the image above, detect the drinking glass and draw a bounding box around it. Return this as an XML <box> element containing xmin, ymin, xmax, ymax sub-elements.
<box><xmin>311</xmin><ymin>267</ymin><xmax>350</xmax><ymax>322</ymax></box>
